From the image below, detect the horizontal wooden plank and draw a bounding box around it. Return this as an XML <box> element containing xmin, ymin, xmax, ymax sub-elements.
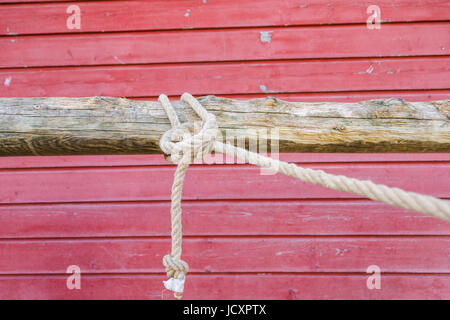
<box><xmin>0</xmin><ymin>237</ymin><xmax>449</xmax><ymax>274</ymax></box>
<box><xmin>2</xmin><ymin>96</ymin><xmax>449</xmax><ymax>156</ymax></box>
<box><xmin>1</xmin><ymin>57</ymin><xmax>449</xmax><ymax>97</ymax></box>
<box><xmin>1</xmin><ymin>0</ymin><xmax>449</xmax><ymax>35</ymax></box>
<box><xmin>2</xmin><ymin>23</ymin><xmax>449</xmax><ymax>68</ymax></box>
<box><xmin>208</xmin><ymin>90</ymin><xmax>450</xmax><ymax>103</ymax></box>
<box><xmin>1</xmin><ymin>200</ymin><xmax>450</xmax><ymax>238</ymax></box>
<box><xmin>0</xmin><ymin>153</ymin><xmax>449</xmax><ymax>169</ymax></box>
<box><xmin>0</xmin><ymin>274</ymin><xmax>448</xmax><ymax>300</ymax></box>
<box><xmin>0</xmin><ymin>163</ymin><xmax>448</xmax><ymax>204</ymax></box>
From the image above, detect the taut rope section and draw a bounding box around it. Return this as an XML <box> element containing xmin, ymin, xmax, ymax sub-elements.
<box><xmin>159</xmin><ymin>93</ymin><xmax>450</xmax><ymax>299</ymax></box>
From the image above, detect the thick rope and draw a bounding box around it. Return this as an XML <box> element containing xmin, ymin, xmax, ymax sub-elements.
<box><xmin>159</xmin><ymin>93</ymin><xmax>218</xmax><ymax>298</ymax></box>
<box><xmin>159</xmin><ymin>93</ymin><xmax>450</xmax><ymax>298</ymax></box>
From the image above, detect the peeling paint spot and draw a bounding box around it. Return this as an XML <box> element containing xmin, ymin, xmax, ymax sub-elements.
<box><xmin>113</xmin><ymin>56</ymin><xmax>126</xmax><ymax>64</ymax></box>
<box><xmin>10</xmin><ymin>39</ymin><xmax>15</xmax><ymax>43</ymax></box>
<box><xmin>259</xmin><ymin>84</ymin><xmax>279</xmax><ymax>94</ymax></box>
<box><xmin>4</xmin><ymin>77</ymin><xmax>11</xmax><ymax>87</ymax></box>
<box><xmin>203</xmin><ymin>0</ymin><xmax>207</xmax><ymax>3</ymax></box>
<box><xmin>335</xmin><ymin>248</ymin><xmax>349</xmax><ymax>256</ymax></box>
<box><xmin>184</xmin><ymin>9</ymin><xmax>191</xmax><ymax>17</ymax></box>
<box><xmin>260</xmin><ymin>31</ymin><xmax>273</xmax><ymax>43</ymax></box>
<box><xmin>356</xmin><ymin>65</ymin><xmax>375</xmax><ymax>75</ymax></box>
<box><xmin>276</xmin><ymin>251</ymin><xmax>295</xmax><ymax>256</ymax></box>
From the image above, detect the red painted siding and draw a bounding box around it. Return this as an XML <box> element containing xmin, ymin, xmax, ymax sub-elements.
<box><xmin>0</xmin><ymin>0</ymin><xmax>449</xmax><ymax>299</ymax></box>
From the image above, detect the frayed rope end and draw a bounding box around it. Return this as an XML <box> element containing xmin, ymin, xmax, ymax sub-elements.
<box><xmin>163</xmin><ymin>277</ymin><xmax>185</xmax><ymax>299</ymax></box>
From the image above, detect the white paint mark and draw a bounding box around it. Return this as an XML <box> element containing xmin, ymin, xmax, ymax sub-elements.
<box><xmin>356</xmin><ymin>65</ymin><xmax>375</xmax><ymax>75</ymax></box>
<box><xmin>128</xmin><ymin>253</ymin><xmax>145</xmax><ymax>257</ymax></box>
<box><xmin>203</xmin><ymin>0</ymin><xmax>207</xmax><ymax>3</ymax></box>
<box><xmin>184</xmin><ymin>9</ymin><xmax>191</xmax><ymax>17</ymax></box>
<box><xmin>113</xmin><ymin>55</ymin><xmax>126</xmax><ymax>64</ymax></box>
<box><xmin>5</xmin><ymin>26</ymin><xmax>18</xmax><ymax>35</ymax></box>
<box><xmin>276</xmin><ymin>251</ymin><xmax>295</xmax><ymax>256</ymax></box>
<box><xmin>260</xmin><ymin>31</ymin><xmax>273</xmax><ymax>43</ymax></box>
<box><xmin>4</xmin><ymin>77</ymin><xmax>12</xmax><ymax>87</ymax></box>
<box><xmin>259</xmin><ymin>84</ymin><xmax>279</xmax><ymax>94</ymax></box>
<box><xmin>10</xmin><ymin>39</ymin><xmax>15</xmax><ymax>43</ymax></box>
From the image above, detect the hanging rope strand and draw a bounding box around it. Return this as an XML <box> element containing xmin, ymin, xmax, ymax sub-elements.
<box><xmin>158</xmin><ymin>93</ymin><xmax>450</xmax><ymax>299</ymax></box>
<box><xmin>214</xmin><ymin>141</ymin><xmax>450</xmax><ymax>222</ymax></box>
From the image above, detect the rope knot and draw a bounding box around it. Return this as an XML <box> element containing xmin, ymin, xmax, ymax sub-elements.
<box><xmin>159</xmin><ymin>93</ymin><xmax>218</xmax><ymax>163</ymax></box>
<box><xmin>160</xmin><ymin>115</ymin><xmax>217</xmax><ymax>163</ymax></box>
<box><xmin>163</xmin><ymin>254</ymin><xmax>189</xmax><ymax>278</ymax></box>
<box><xmin>162</xmin><ymin>254</ymin><xmax>189</xmax><ymax>299</ymax></box>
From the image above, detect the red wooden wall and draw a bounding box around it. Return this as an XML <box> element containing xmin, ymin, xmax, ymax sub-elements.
<box><xmin>0</xmin><ymin>0</ymin><xmax>449</xmax><ymax>299</ymax></box>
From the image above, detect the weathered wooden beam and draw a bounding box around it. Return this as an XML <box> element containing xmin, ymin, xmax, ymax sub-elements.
<box><xmin>0</xmin><ymin>96</ymin><xmax>448</xmax><ymax>156</ymax></box>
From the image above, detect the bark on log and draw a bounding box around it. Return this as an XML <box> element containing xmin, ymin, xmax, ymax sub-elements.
<box><xmin>0</xmin><ymin>96</ymin><xmax>448</xmax><ymax>156</ymax></box>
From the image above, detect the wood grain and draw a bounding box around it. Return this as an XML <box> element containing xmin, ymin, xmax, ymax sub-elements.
<box><xmin>2</xmin><ymin>23</ymin><xmax>449</xmax><ymax>68</ymax></box>
<box><xmin>1</xmin><ymin>237</ymin><xmax>449</xmax><ymax>274</ymax></box>
<box><xmin>0</xmin><ymin>153</ymin><xmax>449</xmax><ymax>169</ymax></box>
<box><xmin>0</xmin><ymin>163</ymin><xmax>448</xmax><ymax>204</ymax></box>
<box><xmin>0</xmin><ymin>274</ymin><xmax>448</xmax><ymax>300</ymax></box>
<box><xmin>1</xmin><ymin>200</ymin><xmax>449</xmax><ymax>238</ymax></box>
<box><xmin>1</xmin><ymin>0</ymin><xmax>449</xmax><ymax>35</ymax></box>
<box><xmin>1</xmin><ymin>58</ymin><xmax>449</xmax><ymax>98</ymax></box>
<box><xmin>0</xmin><ymin>96</ymin><xmax>448</xmax><ymax>155</ymax></box>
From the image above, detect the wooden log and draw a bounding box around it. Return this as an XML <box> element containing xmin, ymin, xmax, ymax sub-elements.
<box><xmin>0</xmin><ymin>96</ymin><xmax>448</xmax><ymax>156</ymax></box>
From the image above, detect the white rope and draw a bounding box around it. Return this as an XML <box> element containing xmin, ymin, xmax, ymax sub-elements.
<box><xmin>158</xmin><ymin>93</ymin><xmax>218</xmax><ymax>299</ymax></box>
<box><xmin>159</xmin><ymin>93</ymin><xmax>450</xmax><ymax>298</ymax></box>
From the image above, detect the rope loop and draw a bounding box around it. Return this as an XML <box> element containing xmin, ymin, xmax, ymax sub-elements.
<box><xmin>159</xmin><ymin>93</ymin><xmax>218</xmax><ymax>163</ymax></box>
